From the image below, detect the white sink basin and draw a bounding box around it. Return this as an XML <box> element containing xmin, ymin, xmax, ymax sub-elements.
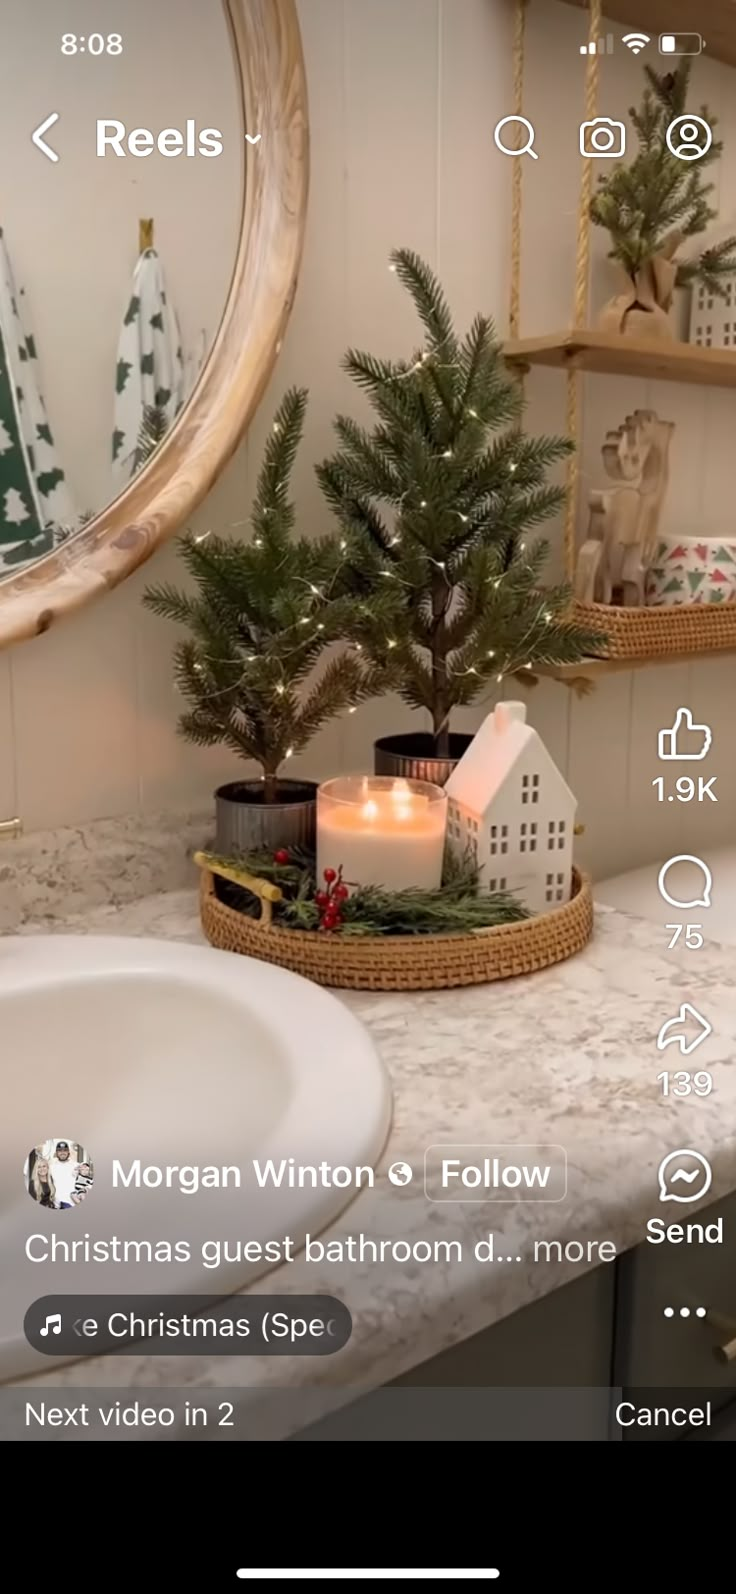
<box><xmin>1</xmin><ymin>936</ymin><xmax>391</xmax><ymax>1380</ymax></box>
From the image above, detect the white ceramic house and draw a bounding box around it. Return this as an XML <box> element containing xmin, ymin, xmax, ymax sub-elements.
<box><xmin>689</xmin><ymin>275</ymin><xmax>736</xmax><ymax>350</ymax></box>
<box><xmin>445</xmin><ymin>701</ymin><xmax>577</xmax><ymax>915</ymax></box>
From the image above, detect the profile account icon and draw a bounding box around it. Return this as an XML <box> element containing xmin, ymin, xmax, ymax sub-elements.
<box><xmin>666</xmin><ymin>114</ymin><xmax>712</xmax><ymax>161</ymax></box>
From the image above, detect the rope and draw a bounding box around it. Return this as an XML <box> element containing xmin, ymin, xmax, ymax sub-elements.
<box><xmin>564</xmin><ymin>368</ymin><xmax>581</xmax><ymax>583</ymax></box>
<box><xmin>508</xmin><ymin>0</ymin><xmax>526</xmax><ymax>340</ymax></box>
<box><xmin>563</xmin><ymin>0</ymin><xmax>603</xmax><ymax>581</ymax></box>
<box><xmin>573</xmin><ymin>0</ymin><xmax>602</xmax><ymax>328</ymax></box>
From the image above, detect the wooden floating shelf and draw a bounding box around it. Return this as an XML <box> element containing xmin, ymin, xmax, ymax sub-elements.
<box><xmin>563</xmin><ymin>1</ymin><xmax>736</xmax><ymax>72</ymax></box>
<box><xmin>528</xmin><ymin>650</ymin><xmax>736</xmax><ymax>690</ymax></box>
<box><xmin>530</xmin><ymin>657</ymin><xmax>665</xmax><ymax>684</ymax></box>
<box><xmin>504</xmin><ymin>330</ymin><xmax>736</xmax><ymax>390</ymax></box>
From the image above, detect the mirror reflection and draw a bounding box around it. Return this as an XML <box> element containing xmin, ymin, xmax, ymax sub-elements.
<box><xmin>0</xmin><ymin>0</ymin><xmax>243</xmax><ymax>576</ymax></box>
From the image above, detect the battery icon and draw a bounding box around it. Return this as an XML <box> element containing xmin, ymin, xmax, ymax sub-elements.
<box><xmin>659</xmin><ymin>33</ymin><xmax>704</xmax><ymax>56</ymax></box>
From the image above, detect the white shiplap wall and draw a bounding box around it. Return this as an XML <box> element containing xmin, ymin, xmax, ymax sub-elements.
<box><xmin>0</xmin><ymin>0</ymin><xmax>734</xmax><ymax>881</ymax></box>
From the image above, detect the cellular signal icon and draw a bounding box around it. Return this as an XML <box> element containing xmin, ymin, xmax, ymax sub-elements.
<box><xmin>580</xmin><ymin>34</ymin><xmax>614</xmax><ymax>55</ymax></box>
<box><xmin>623</xmin><ymin>32</ymin><xmax>651</xmax><ymax>55</ymax></box>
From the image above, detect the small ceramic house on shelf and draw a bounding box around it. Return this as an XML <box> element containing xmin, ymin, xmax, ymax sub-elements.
<box><xmin>444</xmin><ymin>701</ymin><xmax>577</xmax><ymax>915</ymax></box>
<box><xmin>689</xmin><ymin>275</ymin><xmax>736</xmax><ymax>349</ymax></box>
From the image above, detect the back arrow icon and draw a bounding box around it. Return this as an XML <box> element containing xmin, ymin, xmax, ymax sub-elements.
<box><xmin>32</xmin><ymin>112</ymin><xmax>60</xmax><ymax>163</ymax></box>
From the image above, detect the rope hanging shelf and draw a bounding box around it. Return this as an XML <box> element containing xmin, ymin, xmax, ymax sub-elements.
<box><xmin>504</xmin><ymin>0</ymin><xmax>736</xmax><ymax>676</ymax></box>
<box><xmin>505</xmin><ymin>329</ymin><xmax>736</xmax><ymax>390</ymax></box>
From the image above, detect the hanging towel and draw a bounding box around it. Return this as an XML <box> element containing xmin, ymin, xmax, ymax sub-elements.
<box><xmin>0</xmin><ymin>227</ymin><xmax>76</xmax><ymax>569</ymax></box>
<box><xmin>112</xmin><ymin>246</ymin><xmax>186</xmax><ymax>484</ymax></box>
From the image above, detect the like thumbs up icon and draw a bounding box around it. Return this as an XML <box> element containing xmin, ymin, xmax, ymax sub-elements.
<box><xmin>657</xmin><ymin>708</ymin><xmax>712</xmax><ymax>762</ymax></box>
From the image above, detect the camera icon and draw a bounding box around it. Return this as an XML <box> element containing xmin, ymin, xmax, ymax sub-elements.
<box><xmin>579</xmin><ymin>117</ymin><xmax>626</xmax><ymax>158</ymax></box>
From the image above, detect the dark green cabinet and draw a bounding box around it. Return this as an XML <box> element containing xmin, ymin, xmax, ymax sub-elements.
<box><xmin>297</xmin><ymin>1190</ymin><xmax>736</xmax><ymax>1441</ymax></box>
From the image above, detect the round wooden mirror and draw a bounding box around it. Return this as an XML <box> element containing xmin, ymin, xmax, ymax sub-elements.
<box><xmin>0</xmin><ymin>0</ymin><xmax>308</xmax><ymax>648</ymax></box>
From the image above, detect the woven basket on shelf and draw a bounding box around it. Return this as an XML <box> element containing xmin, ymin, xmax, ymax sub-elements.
<box><xmin>574</xmin><ymin>598</ymin><xmax>736</xmax><ymax>661</ymax></box>
<box><xmin>199</xmin><ymin>864</ymin><xmax>594</xmax><ymax>992</ymax></box>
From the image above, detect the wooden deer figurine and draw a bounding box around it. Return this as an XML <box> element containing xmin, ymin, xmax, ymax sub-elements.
<box><xmin>575</xmin><ymin>409</ymin><xmax>675</xmax><ymax>607</ymax></box>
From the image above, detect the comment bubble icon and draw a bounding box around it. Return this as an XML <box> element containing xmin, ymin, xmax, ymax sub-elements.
<box><xmin>657</xmin><ymin>855</ymin><xmax>712</xmax><ymax>910</ymax></box>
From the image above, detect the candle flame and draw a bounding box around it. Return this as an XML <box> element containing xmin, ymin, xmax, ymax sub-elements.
<box><xmin>389</xmin><ymin>778</ymin><xmax>412</xmax><ymax>821</ymax></box>
<box><xmin>391</xmin><ymin>777</ymin><xmax>430</xmax><ymax>819</ymax></box>
<box><xmin>362</xmin><ymin>799</ymin><xmax>379</xmax><ymax>821</ymax></box>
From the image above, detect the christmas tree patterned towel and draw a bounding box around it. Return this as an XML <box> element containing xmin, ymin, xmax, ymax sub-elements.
<box><xmin>112</xmin><ymin>247</ymin><xmax>185</xmax><ymax>484</ymax></box>
<box><xmin>646</xmin><ymin>536</ymin><xmax>736</xmax><ymax>605</ymax></box>
<box><xmin>0</xmin><ymin>227</ymin><xmax>75</xmax><ymax>570</ymax></box>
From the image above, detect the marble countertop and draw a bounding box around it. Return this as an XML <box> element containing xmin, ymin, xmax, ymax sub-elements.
<box><xmin>13</xmin><ymin>884</ymin><xmax>736</xmax><ymax>1434</ymax></box>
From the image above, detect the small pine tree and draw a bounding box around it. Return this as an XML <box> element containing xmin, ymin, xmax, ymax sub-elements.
<box><xmin>144</xmin><ymin>389</ymin><xmax>393</xmax><ymax>801</ymax></box>
<box><xmin>590</xmin><ymin>61</ymin><xmax>736</xmax><ymax>293</ymax></box>
<box><xmin>317</xmin><ymin>250</ymin><xmax>601</xmax><ymax>759</ymax></box>
<box><xmin>131</xmin><ymin>403</ymin><xmax>169</xmax><ymax>472</ymax></box>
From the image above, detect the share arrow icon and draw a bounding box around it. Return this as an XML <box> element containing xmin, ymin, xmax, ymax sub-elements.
<box><xmin>656</xmin><ymin>1002</ymin><xmax>712</xmax><ymax>1056</ymax></box>
<box><xmin>32</xmin><ymin>112</ymin><xmax>60</xmax><ymax>163</ymax></box>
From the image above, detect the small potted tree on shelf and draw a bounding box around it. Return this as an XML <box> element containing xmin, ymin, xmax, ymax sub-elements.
<box><xmin>318</xmin><ymin>249</ymin><xmax>601</xmax><ymax>782</ymax></box>
<box><xmin>144</xmin><ymin>388</ymin><xmax>392</xmax><ymax>854</ymax></box>
<box><xmin>590</xmin><ymin>60</ymin><xmax>736</xmax><ymax>340</ymax></box>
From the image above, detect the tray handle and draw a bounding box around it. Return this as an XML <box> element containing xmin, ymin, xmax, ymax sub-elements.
<box><xmin>194</xmin><ymin>850</ymin><xmax>283</xmax><ymax>927</ymax></box>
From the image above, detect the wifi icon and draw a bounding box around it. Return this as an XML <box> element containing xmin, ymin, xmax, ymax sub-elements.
<box><xmin>623</xmin><ymin>32</ymin><xmax>651</xmax><ymax>54</ymax></box>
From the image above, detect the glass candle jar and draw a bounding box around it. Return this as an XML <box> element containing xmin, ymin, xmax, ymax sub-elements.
<box><xmin>316</xmin><ymin>775</ymin><xmax>447</xmax><ymax>894</ymax></box>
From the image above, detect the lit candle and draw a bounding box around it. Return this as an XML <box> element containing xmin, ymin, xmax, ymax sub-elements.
<box><xmin>316</xmin><ymin>776</ymin><xmax>447</xmax><ymax>893</ymax></box>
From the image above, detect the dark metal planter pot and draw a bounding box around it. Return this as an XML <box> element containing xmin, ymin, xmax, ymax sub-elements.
<box><xmin>214</xmin><ymin>779</ymin><xmax>317</xmax><ymax>855</ymax></box>
<box><xmin>374</xmin><ymin>732</ymin><xmax>473</xmax><ymax>787</ymax></box>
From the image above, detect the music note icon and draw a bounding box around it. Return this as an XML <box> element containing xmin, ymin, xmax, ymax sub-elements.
<box><xmin>39</xmin><ymin>1312</ymin><xmax>61</xmax><ymax>1337</ymax></box>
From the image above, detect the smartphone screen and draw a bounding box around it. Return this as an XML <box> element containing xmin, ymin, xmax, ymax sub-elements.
<box><xmin>1</xmin><ymin>0</ymin><xmax>733</xmax><ymax>1581</ymax></box>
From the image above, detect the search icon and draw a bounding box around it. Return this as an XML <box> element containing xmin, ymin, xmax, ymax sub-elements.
<box><xmin>494</xmin><ymin>116</ymin><xmax>538</xmax><ymax>160</ymax></box>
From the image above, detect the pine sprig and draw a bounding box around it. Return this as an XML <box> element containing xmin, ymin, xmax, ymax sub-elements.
<box><xmin>144</xmin><ymin>388</ymin><xmax>395</xmax><ymax>796</ymax></box>
<box><xmin>338</xmin><ymin>876</ymin><xmax>527</xmax><ymax>936</ymax></box>
<box><xmin>130</xmin><ymin>404</ymin><xmax>169</xmax><ymax>473</ymax></box>
<box><xmin>208</xmin><ymin>847</ymin><xmax>528</xmax><ymax>936</ymax></box>
<box><xmin>590</xmin><ymin>61</ymin><xmax>736</xmax><ymax>290</ymax></box>
<box><xmin>317</xmin><ymin>249</ymin><xmax>603</xmax><ymax>757</ymax></box>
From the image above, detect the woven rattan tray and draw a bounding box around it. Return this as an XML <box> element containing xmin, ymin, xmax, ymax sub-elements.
<box><xmin>199</xmin><ymin>864</ymin><xmax>594</xmax><ymax>991</ymax></box>
<box><xmin>574</xmin><ymin>598</ymin><xmax>736</xmax><ymax>660</ymax></box>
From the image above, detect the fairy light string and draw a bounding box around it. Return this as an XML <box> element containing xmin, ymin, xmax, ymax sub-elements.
<box><xmin>186</xmin><ymin>282</ymin><xmax>550</xmax><ymax>729</ymax></box>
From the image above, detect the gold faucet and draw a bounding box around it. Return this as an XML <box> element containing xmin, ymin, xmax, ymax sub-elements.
<box><xmin>0</xmin><ymin>818</ymin><xmax>22</xmax><ymax>840</ymax></box>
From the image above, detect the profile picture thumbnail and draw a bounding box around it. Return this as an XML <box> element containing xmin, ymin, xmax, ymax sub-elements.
<box><xmin>24</xmin><ymin>1140</ymin><xmax>94</xmax><ymax>1211</ymax></box>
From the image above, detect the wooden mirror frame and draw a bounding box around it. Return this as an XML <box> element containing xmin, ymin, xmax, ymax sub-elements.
<box><xmin>0</xmin><ymin>0</ymin><xmax>309</xmax><ymax>649</ymax></box>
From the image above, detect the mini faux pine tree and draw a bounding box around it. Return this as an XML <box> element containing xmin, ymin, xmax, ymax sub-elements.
<box><xmin>130</xmin><ymin>403</ymin><xmax>169</xmax><ymax>474</ymax></box>
<box><xmin>318</xmin><ymin>250</ymin><xmax>601</xmax><ymax>759</ymax></box>
<box><xmin>144</xmin><ymin>388</ymin><xmax>391</xmax><ymax>802</ymax></box>
<box><xmin>590</xmin><ymin>61</ymin><xmax>736</xmax><ymax>301</ymax></box>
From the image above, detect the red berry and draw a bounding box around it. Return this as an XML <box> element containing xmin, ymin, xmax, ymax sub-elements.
<box><xmin>273</xmin><ymin>849</ymin><xmax>290</xmax><ymax>865</ymax></box>
<box><xmin>331</xmin><ymin>913</ymin><xmax>343</xmax><ymax>927</ymax></box>
<box><xmin>315</xmin><ymin>891</ymin><xmax>330</xmax><ymax>908</ymax></box>
<box><xmin>334</xmin><ymin>883</ymin><xmax>349</xmax><ymax>901</ymax></box>
<box><xmin>323</xmin><ymin>867</ymin><xmax>337</xmax><ymax>884</ymax></box>
<box><xmin>322</xmin><ymin>912</ymin><xmax>337</xmax><ymax>929</ymax></box>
